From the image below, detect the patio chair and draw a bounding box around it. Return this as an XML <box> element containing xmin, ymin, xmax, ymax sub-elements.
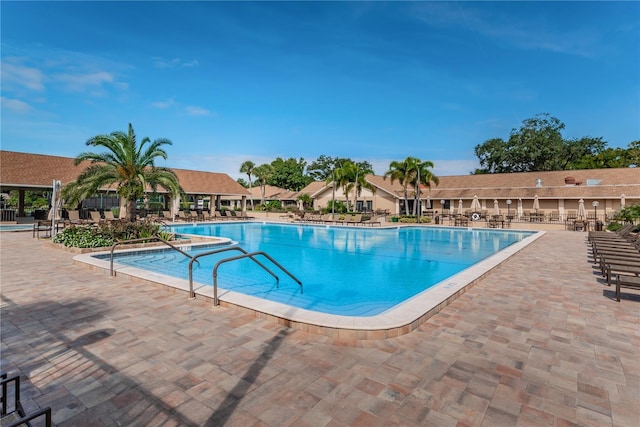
<box><xmin>615</xmin><ymin>274</ymin><xmax>640</xmax><ymax>302</ymax></box>
<box><xmin>346</xmin><ymin>214</ymin><xmax>362</xmax><ymax>226</ymax></box>
<box><xmin>89</xmin><ymin>211</ymin><xmax>103</xmax><ymax>223</ymax></box>
<box><xmin>65</xmin><ymin>210</ymin><xmax>84</xmax><ymax>225</ymax></box>
<box><xmin>103</xmin><ymin>211</ymin><xmax>117</xmax><ymax>221</ymax></box>
<box><xmin>176</xmin><ymin>211</ymin><xmax>191</xmax><ymax>222</ymax></box>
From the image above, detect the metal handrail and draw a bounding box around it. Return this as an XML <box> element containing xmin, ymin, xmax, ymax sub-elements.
<box><xmin>212</xmin><ymin>251</ymin><xmax>303</xmax><ymax>305</ymax></box>
<box><xmin>110</xmin><ymin>236</ymin><xmax>197</xmax><ymax>277</ymax></box>
<box><xmin>188</xmin><ymin>247</ymin><xmax>279</xmax><ymax>299</ymax></box>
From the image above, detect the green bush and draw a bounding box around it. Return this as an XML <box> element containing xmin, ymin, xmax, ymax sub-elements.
<box><xmin>322</xmin><ymin>200</ymin><xmax>347</xmax><ymax>214</ymax></box>
<box><xmin>53</xmin><ymin>220</ymin><xmax>167</xmax><ymax>248</ymax></box>
<box><xmin>606</xmin><ymin>222</ymin><xmax>623</xmax><ymax>232</ymax></box>
<box><xmin>53</xmin><ymin>225</ymin><xmax>115</xmax><ymax>248</ymax></box>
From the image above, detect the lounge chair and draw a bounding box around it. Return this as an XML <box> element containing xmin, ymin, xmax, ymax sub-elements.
<box><xmin>103</xmin><ymin>211</ymin><xmax>117</xmax><ymax>221</ymax></box>
<box><xmin>615</xmin><ymin>274</ymin><xmax>640</xmax><ymax>302</ymax></box>
<box><xmin>65</xmin><ymin>210</ymin><xmax>85</xmax><ymax>225</ymax></box>
<box><xmin>211</xmin><ymin>210</ymin><xmax>226</xmax><ymax>221</ymax></box>
<box><xmin>89</xmin><ymin>211</ymin><xmax>103</xmax><ymax>223</ymax></box>
<box><xmin>321</xmin><ymin>214</ymin><xmax>335</xmax><ymax>224</ymax></box>
<box><xmin>176</xmin><ymin>211</ymin><xmax>193</xmax><ymax>222</ymax></box>
<box><xmin>346</xmin><ymin>214</ymin><xmax>362</xmax><ymax>226</ymax></box>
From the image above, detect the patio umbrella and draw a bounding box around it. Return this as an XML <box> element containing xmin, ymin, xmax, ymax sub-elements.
<box><xmin>517</xmin><ymin>199</ymin><xmax>523</xmax><ymax>218</ymax></box>
<box><xmin>621</xmin><ymin>194</ymin><xmax>626</xmax><ymax>209</ymax></box>
<box><xmin>493</xmin><ymin>199</ymin><xmax>500</xmax><ymax>216</ymax></box>
<box><xmin>47</xmin><ymin>180</ymin><xmax>63</xmax><ymax>236</ymax></box>
<box><xmin>171</xmin><ymin>196</ymin><xmax>181</xmax><ymax>223</ymax></box>
<box><xmin>457</xmin><ymin>199</ymin><xmax>464</xmax><ymax>215</ymax></box>
<box><xmin>470</xmin><ymin>195</ymin><xmax>481</xmax><ymax>212</ymax></box>
<box><xmin>425</xmin><ymin>197</ymin><xmax>431</xmax><ymax>209</ymax></box>
<box><xmin>577</xmin><ymin>199</ymin><xmax>586</xmax><ymax>219</ymax></box>
<box><xmin>532</xmin><ymin>195</ymin><xmax>540</xmax><ymax>211</ymax></box>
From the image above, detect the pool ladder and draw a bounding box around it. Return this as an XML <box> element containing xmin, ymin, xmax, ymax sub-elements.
<box><xmin>109</xmin><ymin>237</ymin><xmax>198</xmax><ymax>277</ymax></box>
<box><xmin>188</xmin><ymin>246</ymin><xmax>302</xmax><ymax>305</ymax></box>
<box><xmin>109</xmin><ymin>238</ymin><xmax>302</xmax><ymax>306</ymax></box>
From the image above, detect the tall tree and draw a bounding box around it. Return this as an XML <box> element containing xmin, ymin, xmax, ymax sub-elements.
<box><xmin>626</xmin><ymin>140</ymin><xmax>640</xmax><ymax>167</ymax></box>
<box><xmin>341</xmin><ymin>161</ymin><xmax>375</xmax><ymax>211</ymax></box>
<box><xmin>413</xmin><ymin>159</ymin><xmax>439</xmax><ymax>215</ymax></box>
<box><xmin>473</xmin><ymin>114</ymin><xmax>608</xmax><ymax>173</ymax></box>
<box><xmin>307</xmin><ymin>155</ymin><xmax>373</xmax><ymax>181</ymax></box>
<box><xmin>383</xmin><ymin>158</ymin><xmax>413</xmax><ymax>214</ymax></box>
<box><xmin>268</xmin><ymin>157</ymin><xmax>312</xmax><ymax>191</ymax></box>
<box><xmin>239</xmin><ymin>160</ymin><xmax>255</xmax><ymax>209</ymax></box>
<box><xmin>62</xmin><ymin>123</ymin><xmax>182</xmax><ymax>221</ymax></box>
<box><xmin>252</xmin><ymin>164</ymin><xmax>273</xmax><ymax>205</ymax></box>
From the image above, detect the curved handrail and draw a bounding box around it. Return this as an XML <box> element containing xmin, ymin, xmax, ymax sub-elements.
<box><xmin>188</xmin><ymin>246</ymin><xmax>279</xmax><ymax>299</ymax></box>
<box><xmin>212</xmin><ymin>251</ymin><xmax>303</xmax><ymax>305</ymax></box>
<box><xmin>110</xmin><ymin>236</ymin><xmax>197</xmax><ymax>277</ymax></box>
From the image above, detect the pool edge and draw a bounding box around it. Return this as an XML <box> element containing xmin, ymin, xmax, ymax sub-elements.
<box><xmin>73</xmin><ymin>229</ymin><xmax>545</xmax><ymax>339</ymax></box>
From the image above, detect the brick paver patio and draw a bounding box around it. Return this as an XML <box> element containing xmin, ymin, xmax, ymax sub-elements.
<box><xmin>1</xmin><ymin>230</ymin><xmax>638</xmax><ymax>426</ymax></box>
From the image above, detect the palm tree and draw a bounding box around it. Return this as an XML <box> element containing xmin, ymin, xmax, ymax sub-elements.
<box><xmin>412</xmin><ymin>159</ymin><xmax>439</xmax><ymax>216</ymax></box>
<box><xmin>334</xmin><ymin>161</ymin><xmax>356</xmax><ymax>211</ymax></box>
<box><xmin>252</xmin><ymin>164</ymin><xmax>273</xmax><ymax>205</ymax></box>
<box><xmin>240</xmin><ymin>160</ymin><xmax>255</xmax><ymax>209</ymax></box>
<box><xmin>340</xmin><ymin>161</ymin><xmax>375</xmax><ymax>212</ymax></box>
<box><xmin>383</xmin><ymin>158</ymin><xmax>413</xmax><ymax>214</ymax></box>
<box><xmin>62</xmin><ymin>123</ymin><xmax>183</xmax><ymax>221</ymax></box>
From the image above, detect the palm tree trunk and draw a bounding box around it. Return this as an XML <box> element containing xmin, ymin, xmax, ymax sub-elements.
<box><xmin>247</xmin><ymin>174</ymin><xmax>254</xmax><ymax>209</ymax></box>
<box><xmin>403</xmin><ymin>188</ymin><xmax>410</xmax><ymax>215</ymax></box>
<box><xmin>128</xmin><ymin>199</ymin><xmax>137</xmax><ymax>221</ymax></box>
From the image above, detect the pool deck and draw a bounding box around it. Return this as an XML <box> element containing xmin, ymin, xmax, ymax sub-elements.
<box><xmin>1</xmin><ymin>230</ymin><xmax>639</xmax><ymax>426</ymax></box>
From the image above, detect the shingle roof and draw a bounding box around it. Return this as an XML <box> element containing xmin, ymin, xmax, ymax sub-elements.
<box><xmin>305</xmin><ymin>167</ymin><xmax>639</xmax><ymax>202</ymax></box>
<box><xmin>0</xmin><ymin>151</ymin><xmax>249</xmax><ymax>196</ymax></box>
<box><xmin>424</xmin><ymin>169</ymin><xmax>639</xmax><ymax>200</ymax></box>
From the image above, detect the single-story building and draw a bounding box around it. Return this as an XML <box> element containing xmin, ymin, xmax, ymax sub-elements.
<box><xmin>309</xmin><ymin>168</ymin><xmax>639</xmax><ymax>221</ymax></box>
<box><xmin>0</xmin><ymin>150</ymin><xmax>250</xmax><ymax>220</ymax></box>
<box><xmin>1</xmin><ymin>150</ymin><xmax>638</xmax><ymax>223</ymax></box>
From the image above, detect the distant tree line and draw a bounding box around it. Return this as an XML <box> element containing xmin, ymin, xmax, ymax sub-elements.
<box><xmin>473</xmin><ymin>113</ymin><xmax>639</xmax><ymax>174</ymax></box>
<box><xmin>236</xmin><ymin>113</ymin><xmax>638</xmax><ymax>197</ymax></box>
<box><xmin>238</xmin><ymin>155</ymin><xmax>439</xmax><ymax>214</ymax></box>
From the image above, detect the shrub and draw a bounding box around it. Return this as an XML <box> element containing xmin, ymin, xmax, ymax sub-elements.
<box><xmin>53</xmin><ymin>225</ymin><xmax>115</xmax><ymax>248</ymax></box>
<box><xmin>53</xmin><ymin>220</ymin><xmax>167</xmax><ymax>248</ymax></box>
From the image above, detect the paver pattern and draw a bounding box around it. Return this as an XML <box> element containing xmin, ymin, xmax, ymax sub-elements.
<box><xmin>1</xmin><ymin>230</ymin><xmax>638</xmax><ymax>426</ymax></box>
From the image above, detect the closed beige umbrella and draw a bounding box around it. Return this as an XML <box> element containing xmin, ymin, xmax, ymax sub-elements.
<box><xmin>577</xmin><ymin>199</ymin><xmax>586</xmax><ymax>219</ymax></box>
<box><xmin>493</xmin><ymin>199</ymin><xmax>500</xmax><ymax>216</ymax></box>
<box><xmin>532</xmin><ymin>195</ymin><xmax>540</xmax><ymax>211</ymax></box>
<box><xmin>470</xmin><ymin>195</ymin><xmax>481</xmax><ymax>212</ymax></box>
<box><xmin>457</xmin><ymin>199</ymin><xmax>464</xmax><ymax>215</ymax></box>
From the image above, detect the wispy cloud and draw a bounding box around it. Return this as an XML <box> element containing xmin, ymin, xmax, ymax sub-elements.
<box><xmin>413</xmin><ymin>2</ymin><xmax>601</xmax><ymax>58</ymax></box>
<box><xmin>1</xmin><ymin>97</ymin><xmax>32</xmax><ymax>113</ymax></box>
<box><xmin>185</xmin><ymin>106</ymin><xmax>212</xmax><ymax>116</ymax></box>
<box><xmin>1</xmin><ymin>59</ymin><xmax>45</xmax><ymax>91</ymax></box>
<box><xmin>55</xmin><ymin>71</ymin><xmax>115</xmax><ymax>93</ymax></box>
<box><xmin>151</xmin><ymin>98</ymin><xmax>175</xmax><ymax>109</ymax></box>
<box><xmin>153</xmin><ymin>57</ymin><xmax>200</xmax><ymax>69</ymax></box>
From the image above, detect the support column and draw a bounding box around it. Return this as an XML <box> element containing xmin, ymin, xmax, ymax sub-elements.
<box><xmin>18</xmin><ymin>190</ymin><xmax>25</xmax><ymax>217</ymax></box>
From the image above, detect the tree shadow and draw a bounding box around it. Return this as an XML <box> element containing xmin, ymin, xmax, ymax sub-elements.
<box><xmin>205</xmin><ymin>329</ymin><xmax>290</xmax><ymax>426</ymax></box>
<box><xmin>0</xmin><ymin>293</ymin><xmax>200</xmax><ymax>426</ymax></box>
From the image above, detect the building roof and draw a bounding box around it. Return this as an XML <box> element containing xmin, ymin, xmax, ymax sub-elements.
<box><xmin>425</xmin><ymin>168</ymin><xmax>639</xmax><ymax>200</ymax></box>
<box><xmin>0</xmin><ymin>151</ymin><xmax>249</xmax><ymax>196</ymax></box>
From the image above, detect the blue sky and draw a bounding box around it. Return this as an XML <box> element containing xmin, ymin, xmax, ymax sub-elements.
<box><xmin>2</xmin><ymin>1</ymin><xmax>639</xmax><ymax>181</ymax></box>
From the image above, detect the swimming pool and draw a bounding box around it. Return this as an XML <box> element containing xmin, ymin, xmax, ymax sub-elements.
<box><xmin>0</xmin><ymin>224</ymin><xmax>33</xmax><ymax>232</ymax></box>
<box><xmin>94</xmin><ymin>223</ymin><xmax>536</xmax><ymax>318</ymax></box>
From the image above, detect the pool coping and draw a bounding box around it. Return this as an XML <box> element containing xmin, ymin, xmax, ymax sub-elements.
<box><xmin>74</xmin><ymin>224</ymin><xmax>545</xmax><ymax>339</ymax></box>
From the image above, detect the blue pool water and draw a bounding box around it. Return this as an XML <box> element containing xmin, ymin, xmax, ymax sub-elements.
<box><xmin>0</xmin><ymin>224</ymin><xmax>33</xmax><ymax>232</ymax></box>
<box><xmin>101</xmin><ymin>223</ymin><xmax>533</xmax><ymax>316</ymax></box>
